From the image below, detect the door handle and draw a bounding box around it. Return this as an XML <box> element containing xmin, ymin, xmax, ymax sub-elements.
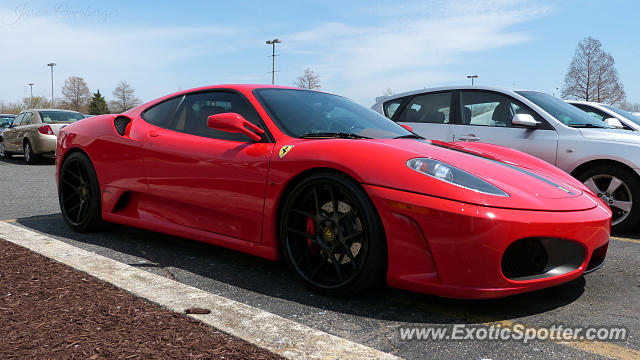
<box><xmin>457</xmin><ymin>134</ymin><xmax>480</xmax><ymax>141</ymax></box>
<box><xmin>147</xmin><ymin>131</ymin><xmax>159</xmax><ymax>138</ymax></box>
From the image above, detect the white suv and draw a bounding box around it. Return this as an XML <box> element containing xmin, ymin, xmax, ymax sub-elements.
<box><xmin>372</xmin><ymin>86</ymin><xmax>640</xmax><ymax>232</ymax></box>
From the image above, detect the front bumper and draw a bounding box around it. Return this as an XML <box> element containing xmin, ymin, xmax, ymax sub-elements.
<box><xmin>365</xmin><ymin>185</ymin><xmax>611</xmax><ymax>299</ymax></box>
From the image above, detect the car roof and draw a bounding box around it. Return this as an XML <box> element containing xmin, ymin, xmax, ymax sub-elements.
<box><xmin>21</xmin><ymin>109</ymin><xmax>82</xmax><ymax>112</ymax></box>
<box><xmin>564</xmin><ymin>100</ymin><xmax>607</xmax><ymax>106</ymax></box>
<box><xmin>375</xmin><ymin>85</ymin><xmax>531</xmax><ymax>104</ymax></box>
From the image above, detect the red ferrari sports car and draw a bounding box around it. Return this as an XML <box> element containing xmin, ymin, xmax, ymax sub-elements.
<box><xmin>55</xmin><ymin>85</ymin><xmax>611</xmax><ymax>298</ymax></box>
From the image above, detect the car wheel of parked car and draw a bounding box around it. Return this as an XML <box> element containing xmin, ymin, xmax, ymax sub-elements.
<box><xmin>58</xmin><ymin>152</ymin><xmax>104</xmax><ymax>232</ymax></box>
<box><xmin>279</xmin><ymin>172</ymin><xmax>387</xmax><ymax>296</ymax></box>
<box><xmin>0</xmin><ymin>140</ymin><xmax>11</xmax><ymax>159</ymax></box>
<box><xmin>577</xmin><ymin>165</ymin><xmax>640</xmax><ymax>233</ymax></box>
<box><xmin>23</xmin><ymin>140</ymin><xmax>38</xmax><ymax>164</ymax></box>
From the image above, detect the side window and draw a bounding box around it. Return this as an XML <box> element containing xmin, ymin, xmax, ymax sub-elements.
<box><xmin>22</xmin><ymin>112</ymin><xmax>33</xmax><ymax>125</ymax></box>
<box><xmin>396</xmin><ymin>92</ymin><xmax>452</xmax><ymax>124</ymax></box>
<box><xmin>572</xmin><ymin>104</ymin><xmax>607</xmax><ymax>121</ymax></box>
<box><xmin>383</xmin><ymin>99</ymin><xmax>403</xmax><ymax>118</ymax></box>
<box><xmin>12</xmin><ymin>113</ymin><xmax>25</xmax><ymax>126</ymax></box>
<box><xmin>460</xmin><ymin>91</ymin><xmax>547</xmax><ymax>128</ymax></box>
<box><xmin>172</xmin><ymin>91</ymin><xmax>264</xmax><ymax>141</ymax></box>
<box><xmin>141</xmin><ymin>96</ymin><xmax>182</xmax><ymax>128</ymax></box>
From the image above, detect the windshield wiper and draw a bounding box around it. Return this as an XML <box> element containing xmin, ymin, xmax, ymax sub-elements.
<box><xmin>299</xmin><ymin>132</ymin><xmax>371</xmax><ymax>139</ymax></box>
<box><xmin>393</xmin><ymin>134</ymin><xmax>424</xmax><ymax>139</ymax></box>
<box><xmin>568</xmin><ymin>122</ymin><xmax>608</xmax><ymax>129</ymax></box>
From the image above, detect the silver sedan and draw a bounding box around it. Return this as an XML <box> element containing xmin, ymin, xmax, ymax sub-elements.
<box><xmin>372</xmin><ymin>86</ymin><xmax>640</xmax><ymax>232</ymax></box>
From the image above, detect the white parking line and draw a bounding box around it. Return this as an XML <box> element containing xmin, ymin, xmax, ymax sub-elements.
<box><xmin>0</xmin><ymin>222</ymin><xmax>398</xmax><ymax>360</ymax></box>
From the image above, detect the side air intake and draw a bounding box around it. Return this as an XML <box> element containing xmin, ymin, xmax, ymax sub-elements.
<box><xmin>114</xmin><ymin>117</ymin><xmax>130</xmax><ymax>136</ymax></box>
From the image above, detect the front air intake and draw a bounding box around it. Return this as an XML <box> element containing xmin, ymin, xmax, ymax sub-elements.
<box><xmin>501</xmin><ymin>238</ymin><xmax>585</xmax><ymax>281</ymax></box>
<box><xmin>114</xmin><ymin>117</ymin><xmax>130</xmax><ymax>136</ymax></box>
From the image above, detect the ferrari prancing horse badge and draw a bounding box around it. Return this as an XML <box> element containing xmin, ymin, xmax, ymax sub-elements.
<box><xmin>279</xmin><ymin>145</ymin><xmax>294</xmax><ymax>158</ymax></box>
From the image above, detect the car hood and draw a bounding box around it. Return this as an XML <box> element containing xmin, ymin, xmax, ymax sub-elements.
<box><xmin>579</xmin><ymin>128</ymin><xmax>640</xmax><ymax>145</ymax></box>
<box><xmin>284</xmin><ymin>138</ymin><xmax>598</xmax><ymax>212</ymax></box>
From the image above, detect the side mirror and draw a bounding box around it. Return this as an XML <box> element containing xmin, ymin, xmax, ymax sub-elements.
<box><xmin>604</xmin><ymin>117</ymin><xmax>624</xmax><ymax>128</ymax></box>
<box><xmin>512</xmin><ymin>113</ymin><xmax>538</xmax><ymax>128</ymax></box>
<box><xmin>207</xmin><ymin>112</ymin><xmax>264</xmax><ymax>142</ymax></box>
<box><xmin>400</xmin><ymin>124</ymin><xmax>413</xmax><ymax>132</ymax></box>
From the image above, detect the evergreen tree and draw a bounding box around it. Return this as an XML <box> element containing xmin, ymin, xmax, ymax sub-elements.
<box><xmin>88</xmin><ymin>90</ymin><xmax>110</xmax><ymax>114</ymax></box>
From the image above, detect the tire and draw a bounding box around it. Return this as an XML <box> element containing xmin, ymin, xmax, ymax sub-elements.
<box><xmin>23</xmin><ymin>140</ymin><xmax>38</xmax><ymax>164</ymax></box>
<box><xmin>279</xmin><ymin>172</ymin><xmax>387</xmax><ymax>296</ymax></box>
<box><xmin>58</xmin><ymin>152</ymin><xmax>104</xmax><ymax>232</ymax></box>
<box><xmin>0</xmin><ymin>140</ymin><xmax>11</xmax><ymax>159</ymax></box>
<box><xmin>577</xmin><ymin>165</ymin><xmax>640</xmax><ymax>233</ymax></box>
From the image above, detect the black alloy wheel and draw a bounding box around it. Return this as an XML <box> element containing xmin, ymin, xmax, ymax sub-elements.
<box><xmin>58</xmin><ymin>152</ymin><xmax>103</xmax><ymax>232</ymax></box>
<box><xmin>280</xmin><ymin>172</ymin><xmax>386</xmax><ymax>296</ymax></box>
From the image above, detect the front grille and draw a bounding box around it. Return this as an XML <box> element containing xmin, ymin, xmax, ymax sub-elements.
<box><xmin>114</xmin><ymin>117</ymin><xmax>130</xmax><ymax>136</ymax></box>
<box><xmin>501</xmin><ymin>238</ymin><xmax>585</xmax><ymax>281</ymax></box>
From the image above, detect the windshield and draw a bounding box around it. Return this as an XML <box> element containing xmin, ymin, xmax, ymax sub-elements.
<box><xmin>516</xmin><ymin>91</ymin><xmax>612</xmax><ymax>128</ymax></box>
<box><xmin>254</xmin><ymin>88</ymin><xmax>412</xmax><ymax>139</ymax></box>
<box><xmin>38</xmin><ymin>111</ymin><xmax>84</xmax><ymax>123</ymax></box>
<box><xmin>602</xmin><ymin>105</ymin><xmax>640</xmax><ymax>126</ymax></box>
<box><xmin>0</xmin><ymin>117</ymin><xmax>13</xmax><ymax>128</ymax></box>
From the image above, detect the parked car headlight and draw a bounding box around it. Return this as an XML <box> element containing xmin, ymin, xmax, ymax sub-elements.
<box><xmin>406</xmin><ymin>158</ymin><xmax>509</xmax><ymax>197</ymax></box>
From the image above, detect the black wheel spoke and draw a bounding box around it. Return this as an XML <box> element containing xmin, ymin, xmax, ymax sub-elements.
<box><xmin>296</xmin><ymin>245</ymin><xmax>313</xmax><ymax>266</ymax></box>
<box><xmin>309</xmin><ymin>259</ymin><xmax>326</xmax><ymax>280</ymax></box>
<box><xmin>75</xmin><ymin>201</ymin><xmax>85</xmax><ymax>223</ymax></box>
<box><xmin>66</xmin><ymin>168</ymin><xmax>83</xmax><ymax>183</ymax></box>
<box><xmin>343</xmin><ymin>230</ymin><xmax>364</xmax><ymax>242</ymax></box>
<box><xmin>329</xmin><ymin>185</ymin><xmax>338</xmax><ymax>217</ymax></box>
<box><xmin>312</xmin><ymin>186</ymin><xmax>321</xmax><ymax>216</ymax></box>
<box><xmin>328</xmin><ymin>254</ymin><xmax>345</xmax><ymax>282</ymax></box>
<box><xmin>288</xmin><ymin>227</ymin><xmax>314</xmax><ymax>240</ymax></box>
<box><xmin>338</xmin><ymin>241</ymin><xmax>359</xmax><ymax>270</ymax></box>
<box><xmin>291</xmin><ymin>208</ymin><xmax>314</xmax><ymax>218</ymax></box>
<box><xmin>66</xmin><ymin>200</ymin><xmax>82</xmax><ymax>214</ymax></box>
<box><xmin>63</xmin><ymin>192</ymin><xmax>80</xmax><ymax>203</ymax></box>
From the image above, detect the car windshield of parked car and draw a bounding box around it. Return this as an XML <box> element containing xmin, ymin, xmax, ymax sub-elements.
<box><xmin>254</xmin><ymin>88</ymin><xmax>414</xmax><ymax>139</ymax></box>
<box><xmin>602</xmin><ymin>105</ymin><xmax>640</xmax><ymax>126</ymax></box>
<box><xmin>39</xmin><ymin>111</ymin><xmax>85</xmax><ymax>123</ymax></box>
<box><xmin>516</xmin><ymin>91</ymin><xmax>612</xmax><ymax>129</ymax></box>
<box><xmin>0</xmin><ymin>117</ymin><xmax>13</xmax><ymax>128</ymax></box>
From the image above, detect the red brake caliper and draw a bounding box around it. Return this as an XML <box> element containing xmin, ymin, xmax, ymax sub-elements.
<box><xmin>305</xmin><ymin>217</ymin><xmax>315</xmax><ymax>247</ymax></box>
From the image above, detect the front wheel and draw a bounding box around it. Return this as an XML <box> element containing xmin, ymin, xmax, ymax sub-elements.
<box><xmin>280</xmin><ymin>172</ymin><xmax>387</xmax><ymax>296</ymax></box>
<box><xmin>58</xmin><ymin>152</ymin><xmax>104</xmax><ymax>232</ymax></box>
<box><xmin>577</xmin><ymin>165</ymin><xmax>640</xmax><ymax>233</ymax></box>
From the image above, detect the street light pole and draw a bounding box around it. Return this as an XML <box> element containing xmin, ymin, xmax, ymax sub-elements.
<box><xmin>265</xmin><ymin>39</ymin><xmax>282</xmax><ymax>85</ymax></box>
<box><xmin>28</xmin><ymin>83</ymin><xmax>34</xmax><ymax>107</ymax></box>
<box><xmin>466</xmin><ymin>74</ymin><xmax>479</xmax><ymax>86</ymax></box>
<box><xmin>47</xmin><ymin>63</ymin><xmax>56</xmax><ymax>107</ymax></box>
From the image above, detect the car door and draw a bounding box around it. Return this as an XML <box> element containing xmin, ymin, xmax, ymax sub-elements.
<box><xmin>452</xmin><ymin>90</ymin><xmax>559</xmax><ymax>165</ymax></box>
<box><xmin>141</xmin><ymin>90</ymin><xmax>275</xmax><ymax>243</ymax></box>
<box><xmin>18</xmin><ymin>112</ymin><xmax>35</xmax><ymax>149</ymax></box>
<box><xmin>3</xmin><ymin>113</ymin><xmax>24</xmax><ymax>152</ymax></box>
<box><xmin>387</xmin><ymin>91</ymin><xmax>455</xmax><ymax>142</ymax></box>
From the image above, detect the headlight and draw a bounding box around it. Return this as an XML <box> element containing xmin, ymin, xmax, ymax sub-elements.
<box><xmin>406</xmin><ymin>158</ymin><xmax>509</xmax><ymax>197</ymax></box>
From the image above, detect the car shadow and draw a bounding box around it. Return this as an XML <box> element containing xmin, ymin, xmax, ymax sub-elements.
<box><xmin>13</xmin><ymin>213</ymin><xmax>586</xmax><ymax>325</ymax></box>
<box><xmin>0</xmin><ymin>156</ymin><xmax>55</xmax><ymax>166</ymax></box>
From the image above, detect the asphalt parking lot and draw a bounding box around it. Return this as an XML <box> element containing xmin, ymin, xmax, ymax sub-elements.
<box><xmin>1</xmin><ymin>157</ymin><xmax>639</xmax><ymax>359</ymax></box>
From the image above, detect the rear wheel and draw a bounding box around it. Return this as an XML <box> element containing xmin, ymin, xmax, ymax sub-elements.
<box><xmin>0</xmin><ymin>140</ymin><xmax>11</xmax><ymax>159</ymax></box>
<box><xmin>23</xmin><ymin>140</ymin><xmax>38</xmax><ymax>164</ymax></box>
<box><xmin>58</xmin><ymin>152</ymin><xmax>103</xmax><ymax>232</ymax></box>
<box><xmin>577</xmin><ymin>165</ymin><xmax>640</xmax><ymax>233</ymax></box>
<box><xmin>280</xmin><ymin>172</ymin><xmax>386</xmax><ymax>296</ymax></box>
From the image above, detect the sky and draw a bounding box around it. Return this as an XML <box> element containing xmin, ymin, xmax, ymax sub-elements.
<box><xmin>0</xmin><ymin>0</ymin><xmax>638</xmax><ymax>107</ymax></box>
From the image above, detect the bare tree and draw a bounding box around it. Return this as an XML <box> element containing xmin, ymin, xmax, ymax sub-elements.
<box><xmin>561</xmin><ymin>37</ymin><xmax>626</xmax><ymax>105</ymax></box>
<box><xmin>109</xmin><ymin>81</ymin><xmax>141</xmax><ymax>113</ymax></box>
<box><xmin>61</xmin><ymin>76</ymin><xmax>91</xmax><ymax>112</ymax></box>
<box><xmin>295</xmin><ymin>68</ymin><xmax>321</xmax><ymax>90</ymax></box>
<box><xmin>621</xmin><ymin>101</ymin><xmax>640</xmax><ymax>112</ymax></box>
